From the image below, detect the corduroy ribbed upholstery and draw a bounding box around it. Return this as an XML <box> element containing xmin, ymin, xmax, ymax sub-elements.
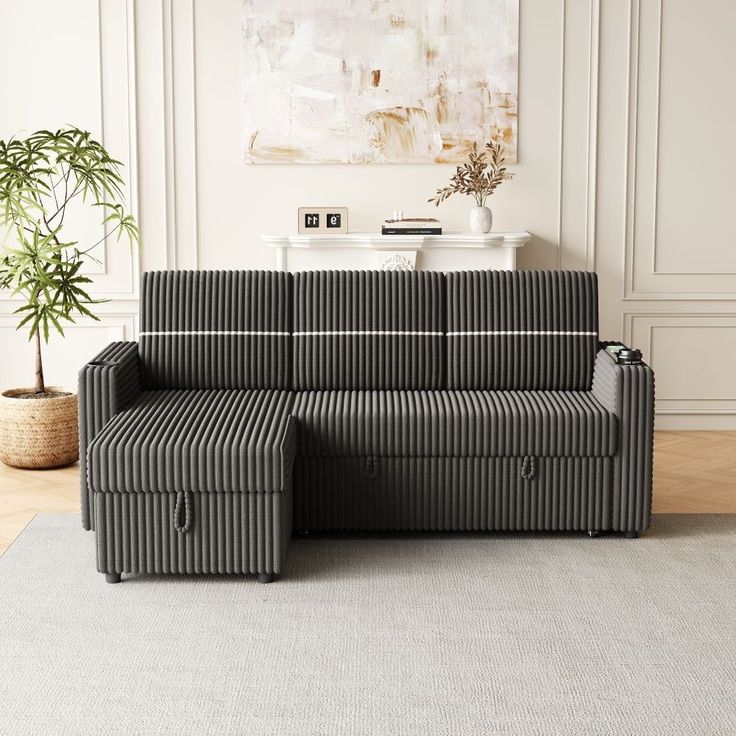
<box><xmin>88</xmin><ymin>390</ymin><xmax>296</xmax><ymax>494</ymax></box>
<box><xmin>292</xmin><ymin>390</ymin><xmax>617</xmax><ymax>458</ymax></box>
<box><xmin>78</xmin><ymin>341</ymin><xmax>142</xmax><ymax>530</ymax></box>
<box><xmin>140</xmin><ymin>270</ymin><xmax>291</xmax><ymax>390</ymax></box>
<box><xmin>592</xmin><ymin>349</ymin><xmax>655</xmax><ymax>532</ymax></box>
<box><xmin>293</xmin><ymin>270</ymin><xmax>444</xmax><ymax>389</ymax></box>
<box><xmin>96</xmin><ymin>491</ymin><xmax>291</xmax><ymax>575</ymax></box>
<box><xmin>80</xmin><ymin>268</ymin><xmax>656</xmax><ymax>581</ymax></box>
<box><xmin>446</xmin><ymin>271</ymin><xmax>599</xmax><ymax>390</ymax></box>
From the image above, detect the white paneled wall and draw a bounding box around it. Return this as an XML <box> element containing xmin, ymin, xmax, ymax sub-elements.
<box><xmin>1</xmin><ymin>0</ymin><xmax>734</xmax><ymax>427</ymax></box>
<box><xmin>594</xmin><ymin>0</ymin><xmax>736</xmax><ymax>428</ymax></box>
<box><xmin>0</xmin><ymin>0</ymin><xmax>138</xmax><ymax>389</ymax></box>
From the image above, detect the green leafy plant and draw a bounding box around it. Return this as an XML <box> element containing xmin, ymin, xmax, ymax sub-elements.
<box><xmin>429</xmin><ymin>138</ymin><xmax>514</xmax><ymax>208</ymax></box>
<box><xmin>0</xmin><ymin>127</ymin><xmax>138</xmax><ymax>394</ymax></box>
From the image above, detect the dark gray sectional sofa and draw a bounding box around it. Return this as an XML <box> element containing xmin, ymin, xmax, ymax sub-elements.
<box><xmin>79</xmin><ymin>269</ymin><xmax>654</xmax><ymax>584</ymax></box>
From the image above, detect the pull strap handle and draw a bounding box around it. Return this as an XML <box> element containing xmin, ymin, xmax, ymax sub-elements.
<box><xmin>521</xmin><ymin>456</ymin><xmax>537</xmax><ymax>481</ymax></box>
<box><xmin>173</xmin><ymin>491</ymin><xmax>193</xmax><ymax>533</ymax></box>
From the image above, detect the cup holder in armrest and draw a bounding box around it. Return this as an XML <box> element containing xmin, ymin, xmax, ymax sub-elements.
<box><xmin>616</xmin><ymin>348</ymin><xmax>643</xmax><ymax>366</ymax></box>
<box><xmin>87</xmin><ymin>360</ymin><xmax>115</xmax><ymax>367</ymax></box>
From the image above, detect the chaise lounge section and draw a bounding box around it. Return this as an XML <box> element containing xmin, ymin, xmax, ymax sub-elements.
<box><xmin>79</xmin><ymin>269</ymin><xmax>654</xmax><ymax>583</ymax></box>
<box><xmin>79</xmin><ymin>271</ymin><xmax>295</xmax><ymax>583</ymax></box>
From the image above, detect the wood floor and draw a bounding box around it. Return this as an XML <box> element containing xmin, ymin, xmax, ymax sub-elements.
<box><xmin>0</xmin><ymin>431</ymin><xmax>734</xmax><ymax>555</ymax></box>
<box><xmin>0</xmin><ymin>462</ymin><xmax>79</xmax><ymax>554</ymax></box>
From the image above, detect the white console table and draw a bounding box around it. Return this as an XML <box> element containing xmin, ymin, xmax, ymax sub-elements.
<box><xmin>261</xmin><ymin>231</ymin><xmax>532</xmax><ymax>272</ymax></box>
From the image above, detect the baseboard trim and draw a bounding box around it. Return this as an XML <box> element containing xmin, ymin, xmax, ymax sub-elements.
<box><xmin>655</xmin><ymin>414</ymin><xmax>736</xmax><ymax>430</ymax></box>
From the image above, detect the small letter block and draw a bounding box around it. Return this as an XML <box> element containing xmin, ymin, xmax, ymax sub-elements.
<box><xmin>298</xmin><ymin>207</ymin><xmax>348</xmax><ymax>234</ymax></box>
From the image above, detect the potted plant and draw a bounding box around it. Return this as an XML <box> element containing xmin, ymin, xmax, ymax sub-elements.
<box><xmin>429</xmin><ymin>138</ymin><xmax>514</xmax><ymax>233</ymax></box>
<box><xmin>0</xmin><ymin>128</ymin><xmax>138</xmax><ymax>468</ymax></box>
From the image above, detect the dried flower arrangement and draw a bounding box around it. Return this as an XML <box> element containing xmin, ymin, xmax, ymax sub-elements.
<box><xmin>429</xmin><ymin>139</ymin><xmax>514</xmax><ymax>208</ymax></box>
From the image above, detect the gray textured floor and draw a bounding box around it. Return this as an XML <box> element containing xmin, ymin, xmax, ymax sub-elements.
<box><xmin>1</xmin><ymin>514</ymin><xmax>735</xmax><ymax>736</ymax></box>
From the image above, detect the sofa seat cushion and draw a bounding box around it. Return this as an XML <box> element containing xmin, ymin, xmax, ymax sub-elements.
<box><xmin>293</xmin><ymin>390</ymin><xmax>617</xmax><ymax>458</ymax></box>
<box><xmin>88</xmin><ymin>389</ymin><xmax>296</xmax><ymax>494</ymax></box>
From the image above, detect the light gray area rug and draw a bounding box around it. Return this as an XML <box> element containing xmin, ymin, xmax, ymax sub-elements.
<box><xmin>1</xmin><ymin>514</ymin><xmax>735</xmax><ymax>736</ymax></box>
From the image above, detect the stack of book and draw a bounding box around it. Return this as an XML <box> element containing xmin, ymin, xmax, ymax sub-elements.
<box><xmin>381</xmin><ymin>217</ymin><xmax>442</xmax><ymax>235</ymax></box>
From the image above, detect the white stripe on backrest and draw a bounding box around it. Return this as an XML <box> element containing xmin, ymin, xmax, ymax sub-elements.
<box><xmin>447</xmin><ymin>330</ymin><xmax>597</xmax><ymax>336</ymax></box>
<box><xmin>293</xmin><ymin>330</ymin><xmax>443</xmax><ymax>336</ymax></box>
<box><xmin>139</xmin><ymin>330</ymin><xmax>290</xmax><ymax>336</ymax></box>
<box><xmin>139</xmin><ymin>329</ymin><xmax>596</xmax><ymax>337</ymax></box>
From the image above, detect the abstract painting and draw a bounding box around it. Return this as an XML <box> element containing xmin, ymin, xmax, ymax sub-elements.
<box><xmin>242</xmin><ymin>0</ymin><xmax>518</xmax><ymax>164</ymax></box>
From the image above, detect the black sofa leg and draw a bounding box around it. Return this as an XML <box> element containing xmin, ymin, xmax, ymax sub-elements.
<box><xmin>624</xmin><ymin>531</ymin><xmax>639</xmax><ymax>539</ymax></box>
<box><xmin>588</xmin><ymin>530</ymin><xmax>602</xmax><ymax>538</ymax></box>
<box><xmin>105</xmin><ymin>572</ymin><xmax>121</xmax><ymax>584</ymax></box>
<box><xmin>257</xmin><ymin>573</ymin><xmax>275</xmax><ymax>584</ymax></box>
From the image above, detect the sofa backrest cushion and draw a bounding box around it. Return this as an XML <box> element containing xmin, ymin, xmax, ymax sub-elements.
<box><xmin>293</xmin><ymin>270</ymin><xmax>445</xmax><ymax>390</ymax></box>
<box><xmin>140</xmin><ymin>270</ymin><xmax>291</xmax><ymax>389</ymax></box>
<box><xmin>446</xmin><ymin>270</ymin><xmax>599</xmax><ymax>390</ymax></box>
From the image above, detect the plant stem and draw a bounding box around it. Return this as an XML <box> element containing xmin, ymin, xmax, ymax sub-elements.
<box><xmin>35</xmin><ymin>329</ymin><xmax>45</xmax><ymax>394</ymax></box>
<box><xmin>77</xmin><ymin>221</ymin><xmax>123</xmax><ymax>255</ymax></box>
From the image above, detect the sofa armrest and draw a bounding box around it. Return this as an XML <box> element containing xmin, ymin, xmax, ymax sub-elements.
<box><xmin>78</xmin><ymin>342</ymin><xmax>142</xmax><ymax>530</ymax></box>
<box><xmin>592</xmin><ymin>347</ymin><xmax>655</xmax><ymax>532</ymax></box>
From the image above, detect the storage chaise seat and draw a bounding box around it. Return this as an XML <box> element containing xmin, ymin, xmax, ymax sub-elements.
<box><xmin>89</xmin><ymin>389</ymin><xmax>296</xmax><ymax>579</ymax></box>
<box><xmin>80</xmin><ymin>271</ymin><xmax>293</xmax><ymax>583</ymax></box>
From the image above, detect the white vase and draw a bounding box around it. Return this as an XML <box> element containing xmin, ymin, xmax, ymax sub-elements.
<box><xmin>469</xmin><ymin>206</ymin><xmax>493</xmax><ymax>233</ymax></box>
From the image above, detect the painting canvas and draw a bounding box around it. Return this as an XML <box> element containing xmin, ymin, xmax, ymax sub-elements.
<box><xmin>242</xmin><ymin>0</ymin><xmax>518</xmax><ymax>164</ymax></box>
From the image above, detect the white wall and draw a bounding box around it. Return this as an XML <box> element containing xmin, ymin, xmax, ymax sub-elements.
<box><xmin>1</xmin><ymin>0</ymin><xmax>735</xmax><ymax>428</ymax></box>
<box><xmin>0</xmin><ymin>0</ymin><xmax>138</xmax><ymax>389</ymax></box>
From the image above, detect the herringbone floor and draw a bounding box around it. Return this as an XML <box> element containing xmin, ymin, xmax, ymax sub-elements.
<box><xmin>651</xmin><ymin>431</ymin><xmax>736</xmax><ymax>512</ymax></box>
<box><xmin>0</xmin><ymin>431</ymin><xmax>734</xmax><ymax>554</ymax></box>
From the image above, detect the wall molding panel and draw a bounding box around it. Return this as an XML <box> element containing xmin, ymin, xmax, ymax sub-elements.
<box><xmin>597</xmin><ymin>0</ymin><xmax>736</xmax><ymax>427</ymax></box>
<box><xmin>95</xmin><ymin>0</ymin><xmax>139</xmax><ymax>301</ymax></box>
<box><xmin>169</xmin><ymin>0</ymin><xmax>200</xmax><ymax>271</ymax></box>
<box><xmin>624</xmin><ymin>0</ymin><xmax>736</xmax><ymax>300</ymax></box>
<box><xmin>0</xmin><ymin>313</ymin><xmax>136</xmax><ymax>390</ymax></box>
<box><xmin>558</xmin><ymin>0</ymin><xmax>600</xmax><ymax>272</ymax></box>
<box><xmin>135</xmin><ymin>0</ymin><xmax>199</xmax><ymax>273</ymax></box>
<box><xmin>624</xmin><ymin>312</ymin><xmax>736</xmax><ymax>427</ymax></box>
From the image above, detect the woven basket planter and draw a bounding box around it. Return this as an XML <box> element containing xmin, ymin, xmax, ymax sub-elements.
<box><xmin>0</xmin><ymin>388</ymin><xmax>79</xmax><ymax>469</ymax></box>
